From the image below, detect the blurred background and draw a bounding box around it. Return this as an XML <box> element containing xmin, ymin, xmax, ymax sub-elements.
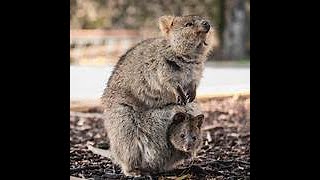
<box><xmin>70</xmin><ymin>2</ymin><xmax>250</xmax><ymax>178</ymax></box>
<box><xmin>70</xmin><ymin>0</ymin><xmax>250</xmax><ymax>102</ymax></box>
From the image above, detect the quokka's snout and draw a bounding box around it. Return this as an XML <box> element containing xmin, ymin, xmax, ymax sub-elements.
<box><xmin>201</xmin><ymin>20</ymin><xmax>210</xmax><ymax>33</ymax></box>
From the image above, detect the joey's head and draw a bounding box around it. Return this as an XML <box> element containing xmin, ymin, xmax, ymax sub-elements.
<box><xmin>168</xmin><ymin>112</ymin><xmax>204</xmax><ymax>153</ymax></box>
<box><xmin>159</xmin><ymin>15</ymin><xmax>218</xmax><ymax>57</ymax></box>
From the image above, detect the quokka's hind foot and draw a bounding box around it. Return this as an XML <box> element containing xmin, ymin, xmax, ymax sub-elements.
<box><xmin>123</xmin><ymin>166</ymin><xmax>154</xmax><ymax>177</ymax></box>
<box><xmin>123</xmin><ymin>168</ymin><xmax>142</xmax><ymax>177</ymax></box>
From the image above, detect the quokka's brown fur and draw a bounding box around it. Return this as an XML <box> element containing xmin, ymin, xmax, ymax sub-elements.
<box><xmin>100</xmin><ymin>15</ymin><xmax>216</xmax><ymax>176</ymax></box>
<box><xmin>88</xmin><ymin>103</ymin><xmax>203</xmax><ymax>176</ymax></box>
<box><xmin>101</xmin><ymin>15</ymin><xmax>217</xmax><ymax>109</ymax></box>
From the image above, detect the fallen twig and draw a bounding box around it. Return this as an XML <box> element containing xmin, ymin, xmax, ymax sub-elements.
<box><xmin>70</xmin><ymin>165</ymin><xmax>101</xmax><ymax>174</ymax></box>
<box><xmin>70</xmin><ymin>111</ymin><xmax>104</xmax><ymax>119</ymax></box>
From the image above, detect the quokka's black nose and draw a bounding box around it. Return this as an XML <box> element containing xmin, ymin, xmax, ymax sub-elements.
<box><xmin>201</xmin><ymin>21</ymin><xmax>210</xmax><ymax>33</ymax></box>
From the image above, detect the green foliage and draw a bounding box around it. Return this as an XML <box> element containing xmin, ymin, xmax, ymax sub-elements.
<box><xmin>70</xmin><ymin>0</ymin><xmax>226</xmax><ymax>30</ymax></box>
<box><xmin>70</xmin><ymin>0</ymin><xmax>250</xmax><ymax>61</ymax></box>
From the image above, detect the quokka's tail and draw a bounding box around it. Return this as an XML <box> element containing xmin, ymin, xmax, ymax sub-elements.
<box><xmin>87</xmin><ymin>144</ymin><xmax>114</xmax><ymax>160</ymax></box>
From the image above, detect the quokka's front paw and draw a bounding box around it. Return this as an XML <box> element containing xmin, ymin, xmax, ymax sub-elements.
<box><xmin>177</xmin><ymin>85</ymin><xmax>187</xmax><ymax>105</ymax></box>
<box><xmin>177</xmin><ymin>95</ymin><xmax>187</xmax><ymax>105</ymax></box>
<box><xmin>186</xmin><ymin>83</ymin><xmax>197</xmax><ymax>103</ymax></box>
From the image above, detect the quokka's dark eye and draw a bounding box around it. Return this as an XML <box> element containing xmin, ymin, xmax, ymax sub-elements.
<box><xmin>185</xmin><ymin>22</ymin><xmax>193</xmax><ymax>27</ymax></box>
<box><xmin>180</xmin><ymin>134</ymin><xmax>185</xmax><ymax>138</ymax></box>
<box><xmin>192</xmin><ymin>136</ymin><xmax>197</xmax><ymax>141</ymax></box>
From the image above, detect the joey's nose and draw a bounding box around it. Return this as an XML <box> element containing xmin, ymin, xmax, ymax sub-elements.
<box><xmin>201</xmin><ymin>21</ymin><xmax>210</xmax><ymax>33</ymax></box>
<box><xmin>185</xmin><ymin>144</ymin><xmax>192</xmax><ymax>151</ymax></box>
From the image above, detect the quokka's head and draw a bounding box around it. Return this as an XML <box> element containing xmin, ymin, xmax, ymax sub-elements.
<box><xmin>168</xmin><ymin>112</ymin><xmax>204</xmax><ymax>153</ymax></box>
<box><xmin>159</xmin><ymin>15</ymin><xmax>218</xmax><ymax>57</ymax></box>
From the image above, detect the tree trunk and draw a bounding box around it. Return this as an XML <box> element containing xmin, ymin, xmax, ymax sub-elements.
<box><xmin>222</xmin><ymin>0</ymin><xmax>247</xmax><ymax>60</ymax></box>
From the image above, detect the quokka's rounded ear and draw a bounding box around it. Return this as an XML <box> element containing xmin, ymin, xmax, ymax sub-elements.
<box><xmin>194</xmin><ymin>114</ymin><xmax>204</xmax><ymax>128</ymax></box>
<box><xmin>172</xmin><ymin>112</ymin><xmax>186</xmax><ymax>124</ymax></box>
<box><xmin>159</xmin><ymin>15</ymin><xmax>174</xmax><ymax>35</ymax></box>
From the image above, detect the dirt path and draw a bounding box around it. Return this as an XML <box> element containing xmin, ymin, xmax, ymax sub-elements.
<box><xmin>70</xmin><ymin>65</ymin><xmax>250</xmax><ymax>101</ymax></box>
<box><xmin>70</xmin><ymin>96</ymin><xmax>250</xmax><ymax>179</ymax></box>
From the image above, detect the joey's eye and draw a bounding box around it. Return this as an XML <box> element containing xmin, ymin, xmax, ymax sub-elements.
<box><xmin>185</xmin><ymin>22</ymin><xmax>193</xmax><ymax>27</ymax></box>
<box><xmin>192</xmin><ymin>136</ymin><xmax>197</xmax><ymax>141</ymax></box>
<box><xmin>180</xmin><ymin>134</ymin><xmax>185</xmax><ymax>138</ymax></box>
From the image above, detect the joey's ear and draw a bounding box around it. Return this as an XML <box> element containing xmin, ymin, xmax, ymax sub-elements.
<box><xmin>193</xmin><ymin>114</ymin><xmax>204</xmax><ymax>128</ymax></box>
<box><xmin>159</xmin><ymin>15</ymin><xmax>174</xmax><ymax>35</ymax></box>
<box><xmin>172</xmin><ymin>112</ymin><xmax>186</xmax><ymax>125</ymax></box>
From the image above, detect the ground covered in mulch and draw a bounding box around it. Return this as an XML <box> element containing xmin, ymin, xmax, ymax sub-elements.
<box><xmin>70</xmin><ymin>95</ymin><xmax>250</xmax><ymax>180</ymax></box>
